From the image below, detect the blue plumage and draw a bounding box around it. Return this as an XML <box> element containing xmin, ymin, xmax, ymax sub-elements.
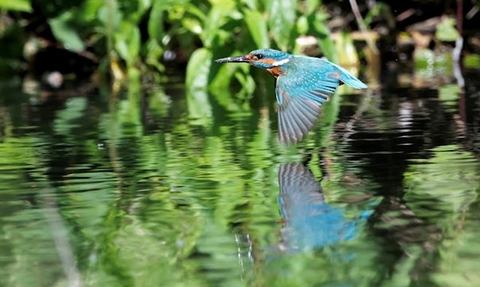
<box><xmin>215</xmin><ymin>48</ymin><xmax>367</xmax><ymax>145</ymax></box>
<box><xmin>277</xmin><ymin>162</ymin><xmax>370</xmax><ymax>250</ymax></box>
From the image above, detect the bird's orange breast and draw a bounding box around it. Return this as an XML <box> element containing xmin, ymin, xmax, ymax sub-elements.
<box><xmin>266</xmin><ymin>67</ymin><xmax>284</xmax><ymax>78</ymax></box>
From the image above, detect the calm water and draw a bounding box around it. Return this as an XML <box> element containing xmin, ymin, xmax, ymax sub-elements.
<box><xmin>0</xmin><ymin>68</ymin><xmax>479</xmax><ymax>287</ymax></box>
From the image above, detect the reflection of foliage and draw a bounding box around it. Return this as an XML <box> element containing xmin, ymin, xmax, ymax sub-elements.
<box><xmin>405</xmin><ymin>146</ymin><xmax>480</xmax><ymax>211</ymax></box>
<box><xmin>0</xmin><ymin>65</ymin><xmax>375</xmax><ymax>286</ymax></box>
<box><xmin>1</xmin><ymin>71</ymin><xmax>480</xmax><ymax>287</ymax></box>
<box><xmin>394</xmin><ymin>145</ymin><xmax>480</xmax><ymax>286</ymax></box>
<box><xmin>405</xmin><ymin>145</ymin><xmax>478</xmax><ymax>219</ymax></box>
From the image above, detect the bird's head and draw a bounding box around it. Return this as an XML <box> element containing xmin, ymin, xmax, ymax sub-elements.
<box><xmin>215</xmin><ymin>49</ymin><xmax>292</xmax><ymax>70</ymax></box>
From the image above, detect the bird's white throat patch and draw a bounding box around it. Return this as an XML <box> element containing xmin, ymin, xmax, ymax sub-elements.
<box><xmin>272</xmin><ymin>59</ymin><xmax>290</xmax><ymax>66</ymax></box>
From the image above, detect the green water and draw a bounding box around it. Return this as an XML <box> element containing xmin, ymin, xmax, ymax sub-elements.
<box><xmin>0</xmin><ymin>71</ymin><xmax>479</xmax><ymax>287</ymax></box>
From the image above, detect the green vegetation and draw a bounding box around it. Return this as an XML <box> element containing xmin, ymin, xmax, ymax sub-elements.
<box><xmin>0</xmin><ymin>0</ymin><xmax>337</xmax><ymax>86</ymax></box>
<box><xmin>2</xmin><ymin>0</ymin><xmax>477</xmax><ymax>95</ymax></box>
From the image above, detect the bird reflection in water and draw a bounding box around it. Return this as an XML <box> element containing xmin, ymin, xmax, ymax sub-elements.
<box><xmin>277</xmin><ymin>162</ymin><xmax>370</xmax><ymax>252</ymax></box>
<box><xmin>233</xmin><ymin>159</ymin><xmax>372</xmax><ymax>277</ymax></box>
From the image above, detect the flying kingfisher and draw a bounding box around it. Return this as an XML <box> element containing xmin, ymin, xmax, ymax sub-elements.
<box><xmin>215</xmin><ymin>49</ymin><xmax>367</xmax><ymax>145</ymax></box>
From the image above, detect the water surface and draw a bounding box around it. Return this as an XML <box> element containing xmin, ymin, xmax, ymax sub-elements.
<box><xmin>0</xmin><ymin>69</ymin><xmax>479</xmax><ymax>287</ymax></box>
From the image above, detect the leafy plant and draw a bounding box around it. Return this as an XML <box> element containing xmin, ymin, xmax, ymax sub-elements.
<box><xmin>0</xmin><ymin>0</ymin><xmax>338</xmax><ymax>88</ymax></box>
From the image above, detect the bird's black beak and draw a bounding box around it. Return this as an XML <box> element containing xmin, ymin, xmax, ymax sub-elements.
<box><xmin>215</xmin><ymin>55</ymin><xmax>250</xmax><ymax>63</ymax></box>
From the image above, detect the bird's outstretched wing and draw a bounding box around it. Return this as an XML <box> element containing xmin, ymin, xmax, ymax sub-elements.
<box><xmin>276</xmin><ymin>58</ymin><xmax>337</xmax><ymax>145</ymax></box>
<box><xmin>276</xmin><ymin>87</ymin><xmax>329</xmax><ymax>145</ymax></box>
<box><xmin>275</xmin><ymin>57</ymin><xmax>366</xmax><ymax>145</ymax></box>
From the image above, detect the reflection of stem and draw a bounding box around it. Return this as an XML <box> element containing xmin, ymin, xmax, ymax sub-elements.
<box><xmin>108</xmin><ymin>90</ymin><xmax>124</xmax><ymax>192</ymax></box>
<box><xmin>2</xmin><ymin>107</ymin><xmax>12</xmax><ymax>137</ymax></box>
<box><xmin>317</xmin><ymin>147</ymin><xmax>330</xmax><ymax>181</ymax></box>
<box><xmin>342</xmin><ymin>89</ymin><xmax>373</xmax><ymax>142</ymax></box>
<box><xmin>453</xmin><ymin>0</ymin><xmax>466</xmax><ymax>134</ymax></box>
<box><xmin>349</xmin><ymin>0</ymin><xmax>379</xmax><ymax>54</ymax></box>
<box><xmin>41</xmin><ymin>189</ymin><xmax>83</xmax><ymax>287</ymax></box>
<box><xmin>233</xmin><ymin>228</ymin><xmax>254</xmax><ymax>281</ymax></box>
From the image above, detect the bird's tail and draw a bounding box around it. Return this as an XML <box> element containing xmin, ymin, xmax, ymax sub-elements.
<box><xmin>332</xmin><ymin>63</ymin><xmax>368</xmax><ymax>89</ymax></box>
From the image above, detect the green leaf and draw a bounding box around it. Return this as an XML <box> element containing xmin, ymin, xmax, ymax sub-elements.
<box><xmin>244</xmin><ymin>9</ymin><xmax>270</xmax><ymax>48</ymax></box>
<box><xmin>318</xmin><ymin>36</ymin><xmax>337</xmax><ymax>63</ymax></box>
<box><xmin>114</xmin><ymin>23</ymin><xmax>141</xmax><ymax>64</ymax></box>
<box><xmin>335</xmin><ymin>32</ymin><xmax>358</xmax><ymax>66</ymax></box>
<box><xmin>296</xmin><ymin>16</ymin><xmax>308</xmax><ymax>35</ymax></box>
<box><xmin>98</xmin><ymin>2</ymin><xmax>122</xmax><ymax>29</ymax></box>
<box><xmin>436</xmin><ymin>18</ymin><xmax>459</xmax><ymax>42</ymax></box>
<box><xmin>414</xmin><ymin>48</ymin><xmax>435</xmax><ymax>70</ymax></box>
<box><xmin>265</xmin><ymin>0</ymin><xmax>296</xmax><ymax>50</ymax></box>
<box><xmin>309</xmin><ymin>12</ymin><xmax>337</xmax><ymax>61</ymax></box>
<box><xmin>201</xmin><ymin>0</ymin><xmax>235</xmax><ymax>47</ymax></box>
<box><xmin>0</xmin><ymin>0</ymin><xmax>32</xmax><ymax>12</ymax></box>
<box><xmin>305</xmin><ymin>0</ymin><xmax>320</xmax><ymax>15</ymax></box>
<box><xmin>148</xmin><ymin>0</ymin><xmax>166</xmax><ymax>44</ymax></box>
<box><xmin>186</xmin><ymin>48</ymin><xmax>212</xmax><ymax>91</ymax></box>
<box><xmin>49</xmin><ymin>12</ymin><xmax>85</xmax><ymax>52</ymax></box>
<box><xmin>464</xmin><ymin>54</ymin><xmax>480</xmax><ymax>68</ymax></box>
<box><xmin>181</xmin><ymin>17</ymin><xmax>203</xmax><ymax>35</ymax></box>
<box><xmin>209</xmin><ymin>60</ymin><xmax>238</xmax><ymax>91</ymax></box>
<box><xmin>78</xmin><ymin>0</ymin><xmax>105</xmax><ymax>21</ymax></box>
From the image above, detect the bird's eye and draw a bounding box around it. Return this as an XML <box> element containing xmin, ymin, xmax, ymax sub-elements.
<box><xmin>252</xmin><ymin>54</ymin><xmax>263</xmax><ymax>61</ymax></box>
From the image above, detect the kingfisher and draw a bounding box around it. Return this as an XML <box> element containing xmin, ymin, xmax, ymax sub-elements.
<box><xmin>215</xmin><ymin>48</ymin><xmax>367</xmax><ymax>145</ymax></box>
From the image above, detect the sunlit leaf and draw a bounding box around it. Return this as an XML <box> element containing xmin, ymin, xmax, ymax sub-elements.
<box><xmin>181</xmin><ymin>17</ymin><xmax>203</xmax><ymax>35</ymax></box>
<box><xmin>78</xmin><ymin>0</ymin><xmax>104</xmax><ymax>21</ymax></box>
<box><xmin>308</xmin><ymin>11</ymin><xmax>336</xmax><ymax>61</ymax></box>
<box><xmin>186</xmin><ymin>48</ymin><xmax>212</xmax><ymax>91</ymax></box>
<box><xmin>296</xmin><ymin>16</ymin><xmax>308</xmax><ymax>35</ymax></box>
<box><xmin>305</xmin><ymin>0</ymin><xmax>320</xmax><ymax>15</ymax></box>
<box><xmin>315</xmin><ymin>28</ymin><xmax>336</xmax><ymax>61</ymax></box>
<box><xmin>49</xmin><ymin>12</ymin><xmax>85</xmax><ymax>52</ymax></box>
<box><xmin>114</xmin><ymin>23</ymin><xmax>141</xmax><ymax>64</ymax></box>
<box><xmin>463</xmin><ymin>54</ymin><xmax>480</xmax><ymax>68</ymax></box>
<box><xmin>0</xmin><ymin>0</ymin><xmax>32</xmax><ymax>12</ymax></box>
<box><xmin>201</xmin><ymin>0</ymin><xmax>235</xmax><ymax>47</ymax></box>
<box><xmin>98</xmin><ymin>2</ymin><xmax>122</xmax><ymax>29</ymax></box>
<box><xmin>209</xmin><ymin>61</ymin><xmax>238</xmax><ymax>91</ymax></box>
<box><xmin>148</xmin><ymin>0</ymin><xmax>166</xmax><ymax>44</ymax></box>
<box><xmin>414</xmin><ymin>48</ymin><xmax>435</xmax><ymax>69</ymax></box>
<box><xmin>436</xmin><ymin>18</ymin><xmax>459</xmax><ymax>42</ymax></box>
<box><xmin>244</xmin><ymin>9</ymin><xmax>270</xmax><ymax>48</ymax></box>
<box><xmin>335</xmin><ymin>33</ymin><xmax>359</xmax><ymax>67</ymax></box>
<box><xmin>265</xmin><ymin>0</ymin><xmax>296</xmax><ymax>50</ymax></box>
<box><xmin>242</xmin><ymin>0</ymin><xmax>257</xmax><ymax>10</ymax></box>
<box><xmin>145</xmin><ymin>40</ymin><xmax>165</xmax><ymax>72</ymax></box>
